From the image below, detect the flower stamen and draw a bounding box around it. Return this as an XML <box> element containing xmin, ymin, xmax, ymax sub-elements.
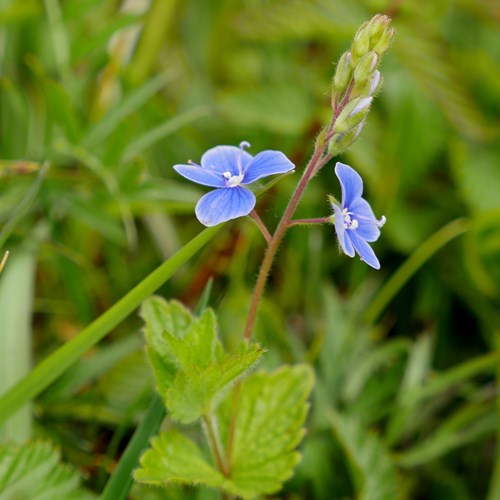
<box><xmin>223</xmin><ymin>171</ymin><xmax>244</xmax><ymax>187</ymax></box>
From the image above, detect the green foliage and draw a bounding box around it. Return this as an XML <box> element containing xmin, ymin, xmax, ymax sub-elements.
<box><xmin>0</xmin><ymin>441</ymin><xmax>95</xmax><ymax>499</ymax></box>
<box><xmin>141</xmin><ymin>297</ymin><xmax>264</xmax><ymax>423</ymax></box>
<box><xmin>0</xmin><ymin>0</ymin><xmax>498</xmax><ymax>498</ymax></box>
<box><xmin>328</xmin><ymin>410</ymin><xmax>399</xmax><ymax>500</ymax></box>
<box><xmin>135</xmin><ymin>365</ymin><xmax>314</xmax><ymax>499</ymax></box>
<box><xmin>217</xmin><ymin>365</ymin><xmax>315</xmax><ymax>497</ymax></box>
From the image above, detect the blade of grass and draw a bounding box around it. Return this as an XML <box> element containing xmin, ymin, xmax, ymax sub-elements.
<box><xmin>121</xmin><ymin>105</ymin><xmax>210</xmax><ymax>162</ymax></box>
<box><xmin>81</xmin><ymin>71</ymin><xmax>176</xmax><ymax>149</ymax></box>
<box><xmin>0</xmin><ymin>225</ymin><xmax>222</xmax><ymax>425</ymax></box>
<box><xmin>0</xmin><ymin>248</ymin><xmax>36</xmax><ymax>442</ymax></box>
<box><xmin>364</xmin><ymin>218</ymin><xmax>469</xmax><ymax>324</ymax></box>
<box><xmin>127</xmin><ymin>0</ymin><xmax>181</xmax><ymax>85</ymax></box>
<box><xmin>43</xmin><ymin>0</ymin><xmax>71</xmax><ymax>84</ymax></box>
<box><xmin>100</xmin><ymin>393</ymin><xmax>165</xmax><ymax>500</ymax></box>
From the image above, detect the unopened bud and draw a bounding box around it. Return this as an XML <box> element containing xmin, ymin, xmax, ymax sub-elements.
<box><xmin>348</xmin><ymin>96</ymin><xmax>372</xmax><ymax>117</ymax></box>
<box><xmin>367</xmin><ymin>71</ymin><xmax>382</xmax><ymax>95</ymax></box>
<box><xmin>353</xmin><ymin>51</ymin><xmax>378</xmax><ymax>85</ymax></box>
<box><xmin>351</xmin><ymin>28</ymin><xmax>370</xmax><ymax>63</ymax></box>
<box><xmin>354</xmin><ymin>70</ymin><xmax>382</xmax><ymax>97</ymax></box>
<box><xmin>328</xmin><ymin>118</ymin><xmax>366</xmax><ymax>156</ymax></box>
<box><xmin>373</xmin><ymin>26</ymin><xmax>395</xmax><ymax>54</ymax></box>
<box><xmin>366</xmin><ymin>14</ymin><xmax>391</xmax><ymax>42</ymax></box>
<box><xmin>332</xmin><ymin>51</ymin><xmax>353</xmax><ymax>96</ymax></box>
<box><xmin>333</xmin><ymin>96</ymin><xmax>372</xmax><ymax>135</ymax></box>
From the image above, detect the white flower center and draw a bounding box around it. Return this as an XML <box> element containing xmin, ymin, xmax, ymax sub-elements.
<box><xmin>342</xmin><ymin>208</ymin><xmax>359</xmax><ymax>230</ymax></box>
<box><xmin>223</xmin><ymin>171</ymin><xmax>244</xmax><ymax>187</ymax></box>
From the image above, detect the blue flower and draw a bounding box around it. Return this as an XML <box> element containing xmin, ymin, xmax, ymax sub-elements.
<box><xmin>331</xmin><ymin>162</ymin><xmax>386</xmax><ymax>269</ymax></box>
<box><xmin>174</xmin><ymin>141</ymin><xmax>295</xmax><ymax>226</ymax></box>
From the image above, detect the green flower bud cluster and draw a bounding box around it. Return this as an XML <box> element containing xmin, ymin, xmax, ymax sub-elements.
<box><xmin>329</xmin><ymin>14</ymin><xmax>394</xmax><ymax>156</ymax></box>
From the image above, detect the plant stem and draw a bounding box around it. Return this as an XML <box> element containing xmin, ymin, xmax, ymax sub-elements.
<box><xmin>288</xmin><ymin>217</ymin><xmax>332</xmax><ymax>228</ymax></box>
<box><xmin>203</xmin><ymin>414</ymin><xmax>228</xmax><ymax>476</ymax></box>
<box><xmin>250</xmin><ymin>210</ymin><xmax>271</xmax><ymax>243</ymax></box>
<box><xmin>243</xmin><ymin>146</ymin><xmax>331</xmax><ymax>340</ymax></box>
<box><xmin>0</xmin><ymin>251</ymin><xmax>8</xmax><ymax>274</ymax></box>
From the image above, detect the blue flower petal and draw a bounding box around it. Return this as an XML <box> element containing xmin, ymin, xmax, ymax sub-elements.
<box><xmin>349</xmin><ymin>198</ymin><xmax>381</xmax><ymax>242</ymax></box>
<box><xmin>201</xmin><ymin>146</ymin><xmax>253</xmax><ymax>176</ymax></box>
<box><xmin>333</xmin><ymin>204</ymin><xmax>355</xmax><ymax>257</ymax></box>
<box><xmin>348</xmin><ymin>231</ymin><xmax>381</xmax><ymax>269</ymax></box>
<box><xmin>242</xmin><ymin>151</ymin><xmax>295</xmax><ymax>184</ymax></box>
<box><xmin>195</xmin><ymin>187</ymin><xmax>256</xmax><ymax>227</ymax></box>
<box><xmin>173</xmin><ymin>164</ymin><xmax>225</xmax><ymax>187</ymax></box>
<box><xmin>335</xmin><ymin>162</ymin><xmax>363</xmax><ymax>208</ymax></box>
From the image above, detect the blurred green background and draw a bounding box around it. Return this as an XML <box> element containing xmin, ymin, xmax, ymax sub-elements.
<box><xmin>0</xmin><ymin>0</ymin><xmax>499</xmax><ymax>498</ymax></box>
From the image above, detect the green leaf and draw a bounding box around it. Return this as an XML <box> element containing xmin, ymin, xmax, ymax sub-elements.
<box><xmin>0</xmin><ymin>441</ymin><xmax>95</xmax><ymax>499</ymax></box>
<box><xmin>135</xmin><ymin>365</ymin><xmax>315</xmax><ymax>498</ymax></box>
<box><xmin>328</xmin><ymin>410</ymin><xmax>399</xmax><ymax>500</ymax></box>
<box><xmin>218</xmin><ymin>365</ymin><xmax>315</xmax><ymax>498</ymax></box>
<box><xmin>163</xmin><ymin>308</ymin><xmax>219</xmax><ymax>370</ymax></box>
<box><xmin>166</xmin><ymin>343</ymin><xmax>263</xmax><ymax>423</ymax></box>
<box><xmin>141</xmin><ymin>297</ymin><xmax>264</xmax><ymax>423</ymax></box>
<box><xmin>134</xmin><ymin>428</ymin><xmax>226</xmax><ymax>488</ymax></box>
<box><xmin>140</xmin><ymin>297</ymin><xmax>197</xmax><ymax>394</ymax></box>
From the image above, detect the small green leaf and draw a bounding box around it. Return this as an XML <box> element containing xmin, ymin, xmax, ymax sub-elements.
<box><xmin>0</xmin><ymin>441</ymin><xmax>95</xmax><ymax>499</ymax></box>
<box><xmin>166</xmin><ymin>344</ymin><xmax>264</xmax><ymax>423</ymax></box>
<box><xmin>135</xmin><ymin>365</ymin><xmax>315</xmax><ymax>498</ymax></box>
<box><xmin>140</xmin><ymin>298</ymin><xmax>195</xmax><ymax>394</ymax></box>
<box><xmin>134</xmin><ymin>428</ymin><xmax>226</xmax><ymax>488</ymax></box>
<box><xmin>163</xmin><ymin>308</ymin><xmax>219</xmax><ymax>370</ymax></box>
<box><xmin>141</xmin><ymin>297</ymin><xmax>264</xmax><ymax>423</ymax></box>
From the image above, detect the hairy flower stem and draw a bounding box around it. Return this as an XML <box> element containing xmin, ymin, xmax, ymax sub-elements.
<box><xmin>223</xmin><ymin>142</ymin><xmax>332</xmax><ymax>477</ymax></box>
<box><xmin>250</xmin><ymin>210</ymin><xmax>272</xmax><ymax>243</ymax></box>
<box><xmin>243</xmin><ymin>144</ymin><xmax>332</xmax><ymax>341</ymax></box>
<box><xmin>287</xmin><ymin>217</ymin><xmax>332</xmax><ymax>228</ymax></box>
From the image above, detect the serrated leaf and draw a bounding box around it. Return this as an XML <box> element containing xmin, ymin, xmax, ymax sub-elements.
<box><xmin>140</xmin><ymin>297</ymin><xmax>195</xmax><ymax>394</ymax></box>
<box><xmin>166</xmin><ymin>344</ymin><xmax>264</xmax><ymax>423</ymax></box>
<box><xmin>328</xmin><ymin>410</ymin><xmax>399</xmax><ymax>500</ymax></box>
<box><xmin>141</xmin><ymin>297</ymin><xmax>263</xmax><ymax>423</ymax></box>
<box><xmin>134</xmin><ymin>428</ymin><xmax>226</xmax><ymax>488</ymax></box>
<box><xmin>218</xmin><ymin>365</ymin><xmax>315</xmax><ymax>497</ymax></box>
<box><xmin>163</xmin><ymin>308</ymin><xmax>218</xmax><ymax>370</ymax></box>
<box><xmin>0</xmin><ymin>441</ymin><xmax>95</xmax><ymax>499</ymax></box>
<box><xmin>136</xmin><ymin>365</ymin><xmax>314</xmax><ymax>498</ymax></box>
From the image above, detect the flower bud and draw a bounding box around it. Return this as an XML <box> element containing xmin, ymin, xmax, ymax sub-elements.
<box><xmin>353</xmin><ymin>51</ymin><xmax>378</xmax><ymax>85</ymax></box>
<box><xmin>333</xmin><ymin>96</ymin><xmax>372</xmax><ymax>135</ymax></box>
<box><xmin>332</xmin><ymin>51</ymin><xmax>353</xmax><ymax>96</ymax></box>
<box><xmin>351</xmin><ymin>28</ymin><xmax>370</xmax><ymax>64</ymax></box>
<box><xmin>366</xmin><ymin>14</ymin><xmax>391</xmax><ymax>42</ymax></box>
<box><xmin>328</xmin><ymin>118</ymin><xmax>366</xmax><ymax>156</ymax></box>
<box><xmin>367</xmin><ymin>70</ymin><xmax>382</xmax><ymax>95</ymax></box>
<box><xmin>352</xmin><ymin>70</ymin><xmax>383</xmax><ymax>98</ymax></box>
<box><xmin>373</xmin><ymin>26</ymin><xmax>395</xmax><ymax>55</ymax></box>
